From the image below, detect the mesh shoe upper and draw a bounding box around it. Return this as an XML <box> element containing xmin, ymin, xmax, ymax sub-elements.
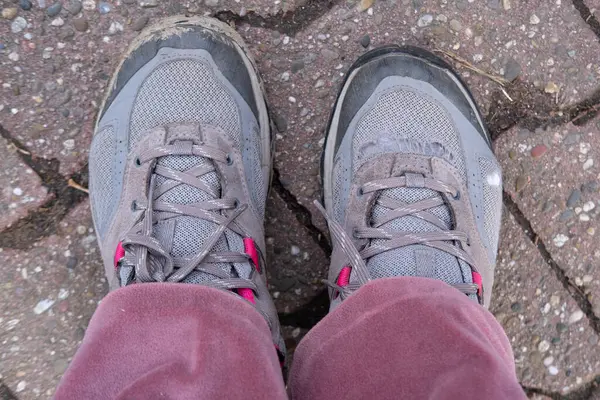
<box><xmin>323</xmin><ymin>47</ymin><xmax>502</xmax><ymax>307</ymax></box>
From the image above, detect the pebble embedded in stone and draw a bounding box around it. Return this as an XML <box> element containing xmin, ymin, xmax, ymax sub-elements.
<box><xmin>65</xmin><ymin>0</ymin><xmax>82</xmax><ymax>14</ymax></box>
<box><xmin>530</xmin><ymin>144</ymin><xmax>547</xmax><ymax>158</ymax></box>
<box><xmin>360</xmin><ymin>34</ymin><xmax>371</xmax><ymax>48</ymax></box>
<box><xmin>19</xmin><ymin>0</ymin><xmax>32</xmax><ymax>10</ymax></box>
<box><xmin>51</xmin><ymin>17</ymin><xmax>64</xmax><ymax>27</ymax></box>
<box><xmin>131</xmin><ymin>15</ymin><xmax>149</xmax><ymax>31</ymax></box>
<box><xmin>108</xmin><ymin>21</ymin><xmax>123</xmax><ymax>35</ymax></box>
<box><xmin>530</xmin><ymin>14</ymin><xmax>540</xmax><ymax>24</ymax></box>
<box><xmin>33</xmin><ymin>299</ymin><xmax>55</xmax><ymax>314</ymax></box>
<box><xmin>98</xmin><ymin>1</ymin><xmax>110</xmax><ymax>14</ymax></box>
<box><xmin>417</xmin><ymin>14</ymin><xmax>433</xmax><ymax>27</ymax></box>
<box><xmin>548</xmin><ymin>366</ymin><xmax>559</xmax><ymax>376</ymax></box>
<box><xmin>139</xmin><ymin>0</ymin><xmax>158</xmax><ymax>7</ymax></box>
<box><xmin>545</xmin><ymin>82</ymin><xmax>559</xmax><ymax>94</ymax></box>
<box><xmin>321</xmin><ymin>48</ymin><xmax>339</xmax><ymax>61</ymax></box>
<box><xmin>272</xmin><ymin>113</ymin><xmax>287</xmax><ymax>133</ymax></box>
<box><xmin>538</xmin><ymin>340</ymin><xmax>550</xmax><ymax>352</ymax></box>
<box><xmin>82</xmin><ymin>0</ymin><xmax>95</xmax><ymax>10</ymax></box>
<box><xmin>569</xmin><ymin>310</ymin><xmax>584</xmax><ymax>324</ymax></box>
<box><xmin>553</xmin><ymin>234</ymin><xmax>568</xmax><ymax>247</ymax></box>
<box><xmin>205</xmin><ymin>0</ymin><xmax>219</xmax><ymax>5</ymax></box>
<box><xmin>543</xmin><ymin>356</ymin><xmax>554</xmax><ymax>366</ymax></box>
<box><xmin>449</xmin><ymin>19</ymin><xmax>462</xmax><ymax>32</ymax></box>
<box><xmin>567</xmin><ymin>189</ymin><xmax>581</xmax><ymax>208</ymax></box>
<box><xmin>63</xmin><ymin>139</ymin><xmax>75</xmax><ymax>150</ymax></box>
<box><xmin>16</xmin><ymin>381</ymin><xmax>26</xmax><ymax>393</ymax></box>
<box><xmin>8</xmin><ymin>52</ymin><xmax>20</xmax><ymax>61</ymax></box>
<box><xmin>583</xmin><ymin>159</ymin><xmax>594</xmax><ymax>170</ymax></box>
<box><xmin>515</xmin><ymin>175</ymin><xmax>528</xmax><ymax>192</ymax></box>
<box><xmin>13</xmin><ymin>187</ymin><xmax>23</xmax><ymax>196</ymax></box>
<box><xmin>503</xmin><ymin>58</ymin><xmax>521</xmax><ymax>81</ymax></box>
<box><xmin>583</xmin><ymin>201</ymin><xmax>595</xmax><ymax>212</ymax></box>
<box><xmin>11</xmin><ymin>16</ymin><xmax>27</xmax><ymax>33</ymax></box>
<box><xmin>46</xmin><ymin>3</ymin><xmax>62</xmax><ymax>17</ymax></box>
<box><xmin>2</xmin><ymin>7</ymin><xmax>18</xmax><ymax>19</ymax></box>
<box><xmin>73</xmin><ymin>17</ymin><xmax>88</xmax><ymax>31</ymax></box>
<box><xmin>559</xmin><ymin>210</ymin><xmax>574</xmax><ymax>222</ymax></box>
<box><xmin>291</xmin><ymin>245</ymin><xmax>300</xmax><ymax>256</ymax></box>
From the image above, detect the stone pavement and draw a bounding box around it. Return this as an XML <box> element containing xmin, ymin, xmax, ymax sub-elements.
<box><xmin>1</xmin><ymin>0</ymin><xmax>600</xmax><ymax>398</ymax></box>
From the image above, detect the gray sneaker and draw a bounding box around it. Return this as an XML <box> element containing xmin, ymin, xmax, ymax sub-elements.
<box><xmin>89</xmin><ymin>16</ymin><xmax>285</xmax><ymax>361</ymax></box>
<box><xmin>321</xmin><ymin>46</ymin><xmax>502</xmax><ymax>309</ymax></box>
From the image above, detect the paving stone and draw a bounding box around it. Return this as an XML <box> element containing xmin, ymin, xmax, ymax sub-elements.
<box><xmin>492</xmin><ymin>211</ymin><xmax>600</xmax><ymax>393</ymax></box>
<box><xmin>265</xmin><ymin>191</ymin><xmax>329</xmax><ymax>314</ymax></box>
<box><xmin>0</xmin><ymin>201</ymin><xmax>104</xmax><ymax>398</ymax></box>
<box><xmin>495</xmin><ymin>115</ymin><xmax>600</xmax><ymax>319</ymax></box>
<box><xmin>0</xmin><ymin>137</ymin><xmax>49</xmax><ymax>230</ymax></box>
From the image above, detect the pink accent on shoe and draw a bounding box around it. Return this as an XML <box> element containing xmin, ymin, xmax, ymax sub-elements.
<box><xmin>114</xmin><ymin>242</ymin><xmax>125</xmax><ymax>268</ymax></box>
<box><xmin>237</xmin><ymin>288</ymin><xmax>256</xmax><ymax>304</ymax></box>
<box><xmin>337</xmin><ymin>266</ymin><xmax>351</xmax><ymax>286</ymax></box>
<box><xmin>472</xmin><ymin>271</ymin><xmax>483</xmax><ymax>297</ymax></box>
<box><xmin>243</xmin><ymin>238</ymin><xmax>260</xmax><ymax>272</ymax></box>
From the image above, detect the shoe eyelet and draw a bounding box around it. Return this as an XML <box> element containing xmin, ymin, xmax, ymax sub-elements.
<box><xmin>453</xmin><ymin>191</ymin><xmax>461</xmax><ymax>200</ymax></box>
<box><xmin>134</xmin><ymin>157</ymin><xmax>142</xmax><ymax>167</ymax></box>
<box><xmin>233</xmin><ymin>198</ymin><xmax>240</xmax><ymax>208</ymax></box>
<box><xmin>131</xmin><ymin>200</ymin><xmax>138</xmax><ymax>211</ymax></box>
<box><xmin>226</xmin><ymin>154</ymin><xmax>234</xmax><ymax>166</ymax></box>
<box><xmin>357</xmin><ymin>187</ymin><xmax>364</xmax><ymax>196</ymax></box>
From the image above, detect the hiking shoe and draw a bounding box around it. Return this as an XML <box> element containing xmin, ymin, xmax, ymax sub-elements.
<box><xmin>89</xmin><ymin>16</ymin><xmax>284</xmax><ymax>360</ymax></box>
<box><xmin>320</xmin><ymin>46</ymin><xmax>501</xmax><ymax>309</ymax></box>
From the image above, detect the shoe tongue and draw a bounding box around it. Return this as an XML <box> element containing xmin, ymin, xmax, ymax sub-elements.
<box><xmin>148</xmin><ymin>145</ymin><xmax>250</xmax><ymax>284</ymax></box>
<box><xmin>367</xmin><ymin>185</ymin><xmax>472</xmax><ymax>286</ymax></box>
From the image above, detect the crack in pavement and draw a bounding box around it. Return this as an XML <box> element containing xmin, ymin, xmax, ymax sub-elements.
<box><xmin>0</xmin><ymin>124</ymin><xmax>88</xmax><ymax>250</ymax></box>
<box><xmin>0</xmin><ymin>380</ymin><xmax>18</xmax><ymax>400</ymax></box>
<box><xmin>271</xmin><ymin>168</ymin><xmax>332</xmax><ymax>255</ymax></box>
<box><xmin>524</xmin><ymin>378</ymin><xmax>600</xmax><ymax>400</ymax></box>
<box><xmin>213</xmin><ymin>0</ymin><xmax>344</xmax><ymax>36</ymax></box>
<box><xmin>503</xmin><ymin>192</ymin><xmax>600</xmax><ymax>334</ymax></box>
<box><xmin>485</xmin><ymin>82</ymin><xmax>600</xmax><ymax>141</ymax></box>
<box><xmin>573</xmin><ymin>0</ymin><xmax>600</xmax><ymax>42</ymax></box>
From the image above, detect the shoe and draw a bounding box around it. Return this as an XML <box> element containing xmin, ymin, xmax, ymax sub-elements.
<box><xmin>89</xmin><ymin>16</ymin><xmax>285</xmax><ymax>361</ymax></box>
<box><xmin>320</xmin><ymin>46</ymin><xmax>502</xmax><ymax>309</ymax></box>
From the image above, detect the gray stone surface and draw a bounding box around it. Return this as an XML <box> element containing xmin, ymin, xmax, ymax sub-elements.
<box><xmin>496</xmin><ymin>116</ymin><xmax>600</xmax><ymax>320</ymax></box>
<box><xmin>492</xmin><ymin>211</ymin><xmax>600</xmax><ymax>393</ymax></box>
<box><xmin>0</xmin><ymin>202</ymin><xmax>104</xmax><ymax>399</ymax></box>
<box><xmin>0</xmin><ymin>137</ymin><xmax>48</xmax><ymax>230</ymax></box>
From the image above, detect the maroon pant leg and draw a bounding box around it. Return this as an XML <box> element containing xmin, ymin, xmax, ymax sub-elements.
<box><xmin>54</xmin><ymin>283</ymin><xmax>286</xmax><ymax>400</ymax></box>
<box><xmin>289</xmin><ymin>277</ymin><xmax>526</xmax><ymax>400</ymax></box>
<box><xmin>56</xmin><ymin>278</ymin><xmax>524</xmax><ymax>399</ymax></box>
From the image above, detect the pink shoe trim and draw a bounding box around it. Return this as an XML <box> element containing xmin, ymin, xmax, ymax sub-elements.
<box><xmin>237</xmin><ymin>288</ymin><xmax>256</xmax><ymax>304</ymax></box>
<box><xmin>472</xmin><ymin>271</ymin><xmax>483</xmax><ymax>297</ymax></box>
<box><xmin>243</xmin><ymin>238</ymin><xmax>260</xmax><ymax>272</ymax></box>
<box><xmin>337</xmin><ymin>266</ymin><xmax>351</xmax><ymax>286</ymax></box>
<box><xmin>114</xmin><ymin>242</ymin><xmax>125</xmax><ymax>268</ymax></box>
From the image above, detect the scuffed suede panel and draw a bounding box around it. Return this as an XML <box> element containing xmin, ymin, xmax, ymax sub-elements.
<box><xmin>289</xmin><ymin>277</ymin><xmax>525</xmax><ymax>400</ymax></box>
<box><xmin>54</xmin><ymin>284</ymin><xmax>286</xmax><ymax>400</ymax></box>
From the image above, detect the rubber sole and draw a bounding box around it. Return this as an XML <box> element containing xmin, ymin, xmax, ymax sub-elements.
<box><xmin>320</xmin><ymin>45</ymin><xmax>490</xmax><ymax>211</ymax></box>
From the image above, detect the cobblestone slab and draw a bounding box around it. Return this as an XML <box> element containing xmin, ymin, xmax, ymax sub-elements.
<box><xmin>236</xmin><ymin>0</ymin><xmax>600</xmax><ymax>229</ymax></box>
<box><xmin>494</xmin><ymin>115</ymin><xmax>600</xmax><ymax>316</ymax></box>
<box><xmin>0</xmin><ymin>201</ymin><xmax>104</xmax><ymax>399</ymax></box>
<box><xmin>0</xmin><ymin>137</ymin><xmax>48</xmax><ymax>231</ymax></box>
<box><xmin>492</xmin><ymin>211</ymin><xmax>600</xmax><ymax>393</ymax></box>
<box><xmin>265</xmin><ymin>191</ymin><xmax>329</xmax><ymax>314</ymax></box>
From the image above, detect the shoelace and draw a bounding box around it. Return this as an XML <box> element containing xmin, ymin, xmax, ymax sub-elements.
<box><xmin>317</xmin><ymin>173</ymin><xmax>480</xmax><ymax>301</ymax></box>
<box><xmin>118</xmin><ymin>140</ymin><xmax>257</xmax><ymax>293</ymax></box>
